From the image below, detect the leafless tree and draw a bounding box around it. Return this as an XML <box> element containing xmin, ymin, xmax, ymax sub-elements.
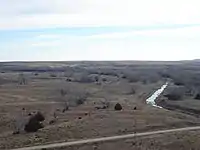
<box><xmin>13</xmin><ymin>108</ymin><xmax>28</xmax><ymax>134</ymax></box>
<box><xmin>18</xmin><ymin>73</ymin><xmax>27</xmax><ymax>85</ymax></box>
<box><xmin>58</xmin><ymin>88</ymin><xmax>69</xmax><ymax>113</ymax></box>
<box><xmin>132</xmin><ymin>108</ymin><xmax>137</xmax><ymax>149</ymax></box>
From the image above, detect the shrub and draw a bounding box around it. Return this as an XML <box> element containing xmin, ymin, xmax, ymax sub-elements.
<box><xmin>195</xmin><ymin>93</ymin><xmax>200</xmax><ymax>100</ymax></box>
<box><xmin>66</xmin><ymin>78</ymin><xmax>72</xmax><ymax>82</ymax></box>
<box><xmin>164</xmin><ymin>93</ymin><xmax>182</xmax><ymax>101</ymax></box>
<box><xmin>50</xmin><ymin>74</ymin><xmax>57</xmax><ymax>77</ymax></box>
<box><xmin>49</xmin><ymin>120</ymin><xmax>56</xmax><ymax>125</ymax></box>
<box><xmin>129</xmin><ymin>87</ymin><xmax>136</xmax><ymax>95</ymax></box>
<box><xmin>76</xmin><ymin>96</ymin><xmax>87</xmax><ymax>105</ymax></box>
<box><xmin>13</xmin><ymin>131</ymin><xmax>20</xmax><ymax>135</ymax></box>
<box><xmin>24</xmin><ymin>112</ymin><xmax>45</xmax><ymax>132</ymax></box>
<box><xmin>34</xmin><ymin>112</ymin><xmax>45</xmax><ymax>121</ymax></box>
<box><xmin>174</xmin><ymin>81</ymin><xmax>185</xmax><ymax>86</ymax></box>
<box><xmin>60</xmin><ymin>89</ymin><xmax>67</xmax><ymax>97</ymax></box>
<box><xmin>102</xmin><ymin>78</ymin><xmax>107</xmax><ymax>82</ymax></box>
<box><xmin>102</xmin><ymin>105</ymin><xmax>107</xmax><ymax>109</ymax></box>
<box><xmin>95</xmin><ymin>100</ymin><xmax>110</xmax><ymax>110</ymax></box>
<box><xmin>18</xmin><ymin>73</ymin><xmax>27</xmax><ymax>85</ymax></box>
<box><xmin>95</xmin><ymin>103</ymin><xmax>109</xmax><ymax>110</ymax></box>
<box><xmin>142</xmin><ymin>79</ymin><xmax>147</xmax><ymax>84</ymax></box>
<box><xmin>94</xmin><ymin>76</ymin><xmax>99</xmax><ymax>82</ymax></box>
<box><xmin>121</xmin><ymin>74</ymin><xmax>127</xmax><ymax>79</ymax></box>
<box><xmin>128</xmin><ymin>77</ymin><xmax>139</xmax><ymax>83</ymax></box>
<box><xmin>185</xmin><ymin>87</ymin><xmax>195</xmax><ymax>96</ymax></box>
<box><xmin>79</xmin><ymin>75</ymin><xmax>93</xmax><ymax>83</ymax></box>
<box><xmin>95</xmin><ymin>106</ymin><xmax>101</xmax><ymax>110</ymax></box>
<box><xmin>102</xmin><ymin>101</ymin><xmax>110</xmax><ymax>108</ymax></box>
<box><xmin>160</xmin><ymin>73</ymin><xmax>171</xmax><ymax>78</ymax></box>
<box><xmin>114</xmin><ymin>103</ymin><xmax>122</xmax><ymax>111</ymax></box>
<box><xmin>69</xmin><ymin>93</ymin><xmax>88</xmax><ymax>106</ymax></box>
<box><xmin>96</xmin><ymin>82</ymin><xmax>102</xmax><ymax>85</ymax></box>
<box><xmin>62</xmin><ymin>104</ymin><xmax>69</xmax><ymax>113</ymax></box>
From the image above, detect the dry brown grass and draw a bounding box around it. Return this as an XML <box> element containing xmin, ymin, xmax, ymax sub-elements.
<box><xmin>0</xmin><ymin>61</ymin><xmax>200</xmax><ymax>149</ymax></box>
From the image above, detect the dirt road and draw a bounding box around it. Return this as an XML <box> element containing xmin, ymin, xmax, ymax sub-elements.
<box><xmin>11</xmin><ymin>126</ymin><xmax>200</xmax><ymax>150</ymax></box>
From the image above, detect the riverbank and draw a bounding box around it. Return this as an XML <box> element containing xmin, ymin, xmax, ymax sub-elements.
<box><xmin>156</xmin><ymin>98</ymin><xmax>200</xmax><ymax>117</ymax></box>
<box><xmin>155</xmin><ymin>83</ymin><xmax>200</xmax><ymax>117</ymax></box>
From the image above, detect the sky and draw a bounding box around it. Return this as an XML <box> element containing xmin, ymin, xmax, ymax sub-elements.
<box><xmin>0</xmin><ymin>0</ymin><xmax>200</xmax><ymax>61</ymax></box>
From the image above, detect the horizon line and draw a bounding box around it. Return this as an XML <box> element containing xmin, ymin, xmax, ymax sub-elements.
<box><xmin>0</xmin><ymin>59</ymin><xmax>198</xmax><ymax>63</ymax></box>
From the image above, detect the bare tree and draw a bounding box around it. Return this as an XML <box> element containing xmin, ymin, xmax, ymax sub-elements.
<box><xmin>59</xmin><ymin>89</ymin><xmax>69</xmax><ymax>113</ymax></box>
<box><xmin>60</xmin><ymin>89</ymin><xmax>67</xmax><ymax>97</ymax></box>
<box><xmin>13</xmin><ymin>108</ymin><xmax>28</xmax><ymax>134</ymax></box>
<box><xmin>18</xmin><ymin>73</ymin><xmax>27</xmax><ymax>85</ymax></box>
<box><xmin>132</xmin><ymin>108</ymin><xmax>137</xmax><ymax>148</ymax></box>
<box><xmin>100</xmin><ymin>98</ymin><xmax>110</xmax><ymax>109</ymax></box>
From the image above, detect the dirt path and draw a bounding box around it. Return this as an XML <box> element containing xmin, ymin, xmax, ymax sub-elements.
<box><xmin>11</xmin><ymin>126</ymin><xmax>200</xmax><ymax>150</ymax></box>
<box><xmin>0</xmin><ymin>101</ymin><xmax>61</xmax><ymax>106</ymax></box>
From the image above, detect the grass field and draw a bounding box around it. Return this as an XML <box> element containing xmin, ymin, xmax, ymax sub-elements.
<box><xmin>1</xmin><ymin>61</ymin><xmax>200</xmax><ymax>149</ymax></box>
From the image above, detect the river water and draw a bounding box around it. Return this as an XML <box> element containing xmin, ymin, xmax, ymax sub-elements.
<box><xmin>146</xmin><ymin>82</ymin><xmax>168</xmax><ymax>108</ymax></box>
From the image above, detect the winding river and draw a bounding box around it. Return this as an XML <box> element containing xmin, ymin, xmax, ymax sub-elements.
<box><xmin>146</xmin><ymin>82</ymin><xmax>168</xmax><ymax>108</ymax></box>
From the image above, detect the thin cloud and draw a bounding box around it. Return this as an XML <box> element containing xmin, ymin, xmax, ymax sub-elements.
<box><xmin>31</xmin><ymin>41</ymin><xmax>61</xmax><ymax>47</ymax></box>
<box><xmin>35</xmin><ymin>34</ymin><xmax>63</xmax><ymax>40</ymax></box>
<box><xmin>86</xmin><ymin>26</ymin><xmax>200</xmax><ymax>39</ymax></box>
<box><xmin>0</xmin><ymin>0</ymin><xmax>200</xmax><ymax>29</ymax></box>
<box><xmin>0</xmin><ymin>0</ymin><xmax>200</xmax><ymax>61</ymax></box>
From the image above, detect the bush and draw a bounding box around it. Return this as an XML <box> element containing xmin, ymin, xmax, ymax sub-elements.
<box><xmin>164</xmin><ymin>93</ymin><xmax>182</xmax><ymax>101</ymax></box>
<box><xmin>76</xmin><ymin>96</ymin><xmax>87</xmax><ymax>105</ymax></box>
<box><xmin>50</xmin><ymin>74</ymin><xmax>57</xmax><ymax>77</ymax></box>
<box><xmin>34</xmin><ymin>112</ymin><xmax>45</xmax><ymax>121</ymax></box>
<box><xmin>102</xmin><ymin>78</ymin><xmax>107</xmax><ymax>82</ymax></box>
<box><xmin>79</xmin><ymin>75</ymin><xmax>93</xmax><ymax>83</ymax></box>
<box><xmin>195</xmin><ymin>93</ymin><xmax>200</xmax><ymax>100</ymax></box>
<box><xmin>94</xmin><ymin>76</ymin><xmax>99</xmax><ymax>82</ymax></box>
<box><xmin>24</xmin><ymin>112</ymin><xmax>45</xmax><ymax>132</ymax></box>
<box><xmin>160</xmin><ymin>73</ymin><xmax>171</xmax><ymax>78</ymax></box>
<box><xmin>102</xmin><ymin>101</ymin><xmax>110</xmax><ymax>108</ymax></box>
<box><xmin>95</xmin><ymin>101</ymin><xmax>110</xmax><ymax>110</ymax></box>
<box><xmin>114</xmin><ymin>103</ymin><xmax>122</xmax><ymax>111</ymax></box>
<box><xmin>68</xmin><ymin>93</ymin><xmax>88</xmax><ymax>106</ymax></box>
<box><xmin>49</xmin><ymin>120</ymin><xmax>56</xmax><ymax>125</ymax></box>
<box><xmin>121</xmin><ymin>75</ymin><xmax>127</xmax><ymax>79</ymax></box>
<box><xmin>66</xmin><ymin>78</ymin><xmax>72</xmax><ymax>82</ymax></box>
<box><xmin>76</xmin><ymin>99</ymin><xmax>84</xmax><ymax>105</ymax></box>
<box><xmin>13</xmin><ymin>131</ymin><xmax>20</xmax><ymax>135</ymax></box>
<box><xmin>185</xmin><ymin>87</ymin><xmax>195</xmax><ymax>96</ymax></box>
<box><xmin>128</xmin><ymin>77</ymin><xmax>139</xmax><ymax>83</ymax></box>
<box><xmin>60</xmin><ymin>89</ymin><xmax>67</xmax><ymax>97</ymax></box>
<box><xmin>129</xmin><ymin>87</ymin><xmax>136</xmax><ymax>95</ymax></box>
<box><xmin>18</xmin><ymin>73</ymin><xmax>27</xmax><ymax>85</ymax></box>
<box><xmin>174</xmin><ymin>81</ymin><xmax>185</xmax><ymax>86</ymax></box>
<box><xmin>62</xmin><ymin>104</ymin><xmax>69</xmax><ymax>113</ymax></box>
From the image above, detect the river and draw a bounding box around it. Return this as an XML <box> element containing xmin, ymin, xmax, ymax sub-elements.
<box><xmin>146</xmin><ymin>82</ymin><xmax>168</xmax><ymax>108</ymax></box>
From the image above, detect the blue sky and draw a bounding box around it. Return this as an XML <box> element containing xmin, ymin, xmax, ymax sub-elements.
<box><xmin>0</xmin><ymin>0</ymin><xmax>200</xmax><ymax>61</ymax></box>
